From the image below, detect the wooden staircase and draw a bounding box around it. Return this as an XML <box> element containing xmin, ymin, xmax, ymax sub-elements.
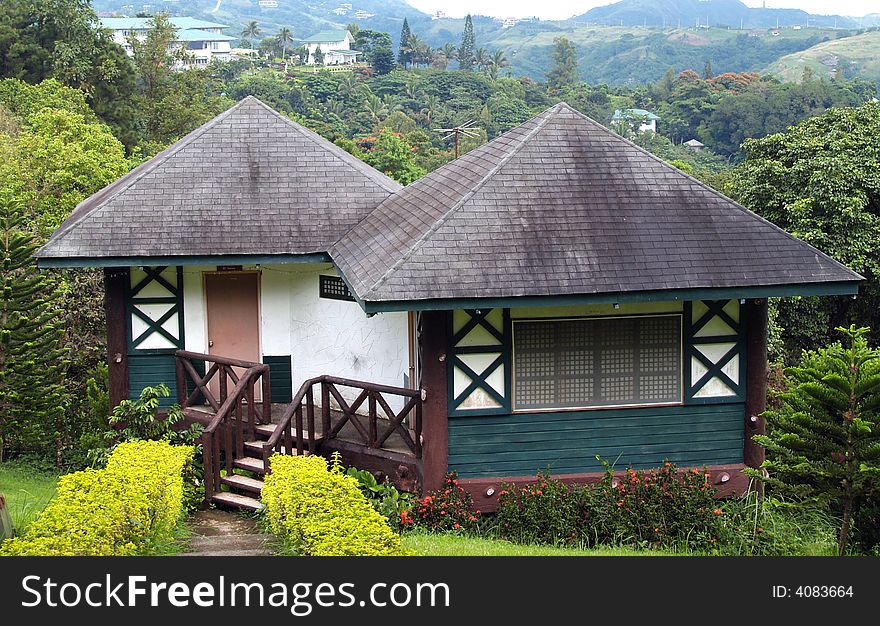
<box><xmin>211</xmin><ymin>422</ymin><xmax>324</xmax><ymax>512</ymax></box>
<box><xmin>175</xmin><ymin>350</ymin><xmax>423</xmax><ymax>513</ymax></box>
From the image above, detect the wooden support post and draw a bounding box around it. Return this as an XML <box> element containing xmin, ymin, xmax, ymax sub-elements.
<box><xmin>104</xmin><ymin>267</ymin><xmax>129</xmax><ymax>410</ymax></box>
<box><xmin>420</xmin><ymin>310</ymin><xmax>449</xmax><ymax>493</ymax></box>
<box><xmin>744</xmin><ymin>299</ymin><xmax>769</xmax><ymax>469</ymax></box>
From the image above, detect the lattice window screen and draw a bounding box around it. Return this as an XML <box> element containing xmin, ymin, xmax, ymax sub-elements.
<box><xmin>514</xmin><ymin>315</ymin><xmax>681</xmax><ymax>410</ymax></box>
<box><xmin>319</xmin><ymin>275</ymin><xmax>355</xmax><ymax>302</ymax></box>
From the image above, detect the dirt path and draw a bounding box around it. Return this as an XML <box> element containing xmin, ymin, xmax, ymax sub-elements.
<box><xmin>184</xmin><ymin>509</ymin><xmax>274</xmax><ymax>557</ymax></box>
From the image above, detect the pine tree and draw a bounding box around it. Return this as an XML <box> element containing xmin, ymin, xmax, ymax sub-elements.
<box><xmin>0</xmin><ymin>191</ymin><xmax>67</xmax><ymax>461</ymax></box>
<box><xmin>458</xmin><ymin>14</ymin><xmax>475</xmax><ymax>72</ymax></box>
<box><xmin>546</xmin><ymin>36</ymin><xmax>579</xmax><ymax>92</ymax></box>
<box><xmin>748</xmin><ymin>326</ymin><xmax>880</xmax><ymax>556</ymax></box>
<box><xmin>398</xmin><ymin>18</ymin><xmax>412</xmax><ymax>69</ymax></box>
<box><xmin>703</xmin><ymin>59</ymin><xmax>713</xmax><ymax>79</ymax></box>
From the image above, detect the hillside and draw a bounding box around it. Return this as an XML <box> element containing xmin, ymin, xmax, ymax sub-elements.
<box><xmin>575</xmin><ymin>0</ymin><xmax>857</xmax><ymax>29</ymax></box>
<box><xmin>766</xmin><ymin>30</ymin><xmax>880</xmax><ymax>83</ymax></box>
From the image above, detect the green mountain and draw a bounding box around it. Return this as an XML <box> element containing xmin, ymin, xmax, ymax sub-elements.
<box><xmin>766</xmin><ymin>30</ymin><xmax>880</xmax><ymax>83</ymax></box>
<box><xmin>575</xmin><ymin>0</ymin><xmax>858</xmax><ymax>29</ymax></box>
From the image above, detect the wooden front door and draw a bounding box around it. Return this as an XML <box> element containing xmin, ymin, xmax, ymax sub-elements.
<box><xmin>205</xmin><ymin>272</ymin><xmax>261</xmax><ymax>400</ymax></box>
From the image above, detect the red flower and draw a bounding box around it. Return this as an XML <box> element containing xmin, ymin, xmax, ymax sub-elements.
<box><xmin>453</xmin><ymin>523</ymin><xmax>460</xmax><ymax>530</ymax></box>
<box><xmin>713</xmin><ymin>508</ymin><xmax>722</xmax><ymax>515</ymax></box>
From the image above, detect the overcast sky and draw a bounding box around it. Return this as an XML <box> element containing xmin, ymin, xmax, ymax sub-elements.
<box><xmin>405</xmin><ymin>1</ymin><xmax>876</xmax><ymax>20</ymax></box>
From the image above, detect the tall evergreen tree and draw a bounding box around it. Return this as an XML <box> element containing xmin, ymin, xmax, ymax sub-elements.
<box><xmin>398</xmin><ymin>18</ymin><xmax>412</xmax><ymax>69</ymax></box>
<box><xmin>748</xmin><ymin>326</ymin><xmax>880</xmax><ymax>555</ymax></box>
<box><xmin>546</xmin><ymin>36</ymin><xmax>579</xmax><ymax>91</ymax></box>
<box><xmin>458</xmin><ymin>14</ymin><xmax>475</xmax><ymax>72</ymax></box>
<box><xmin>0</xmin><ymin>191</ymin><xmax>67</xmax><ymax>461</ymax></box>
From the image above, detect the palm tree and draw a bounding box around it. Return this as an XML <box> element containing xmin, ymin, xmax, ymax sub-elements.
<box><xmin>381</xmin><ymin>94</ymin><xmax>403</xmax><ymax>114</ymax></box>
<box><xmin>337</xmin><ymin>73</ymin><xmax>360</xmax><ymax>99</ymax></box>
<box><xmin>325</xmin><ymin>98</ymin><xmax>345</xmax><ymax>118</ymax></box>
<box><xmin>403</xmin><ymin>74</ymin><xmax>423</xmax><ymax>100</ymax></box>
<box><xmin>490</xmin><ymin>49</ymin><xmax>510</xmax><ymax>79</ymax></box>
<box><xmin>406</xmin><ymin>34</ymin><xmax>425</xmax><ymax>68</ymax></box>
<box><xmin>474</xmin><ymin>47</ymin><xmax>491</xmax><ymax>74</ymax></box>
<box><xmin>420</xmin><ymin>94</ymin><xmax>440</xmax><ymax>124</ymax></box>
<box><xmin>276</xmin><ymin>27</ymin><xmax>293</xmax><ymax>62</ymax></box>
<box><xmin>442</xmin><ymin>43</ymin><xmax>458</xmax><ymax>63</ymax></box>
<box><xmin>241</xmin><ymin>21</ymin><xmax>261</xmax><ymax>41</ymax></box>
<box><xmin>364</xmin><ymin>93</ymin><xmax>389</xmax><ymax>123</ymax></box>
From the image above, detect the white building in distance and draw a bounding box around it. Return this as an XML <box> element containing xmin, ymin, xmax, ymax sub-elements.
<box><xmin>100</xmin><ymin>16</ymin><xmax>235</xmax><ymax>66</ymax></box>
<box><xmin>301</xmin><ymin>30</ymin><xmax>360</xmax><ymax>65</ymax></box>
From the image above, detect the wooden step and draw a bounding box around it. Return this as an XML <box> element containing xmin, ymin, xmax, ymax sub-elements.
<box><xmin>244</xmin><ymin>440</ymin><xmax>316</xmax><ymax>456</ymax></box>
<box><xmin>233</xmin><ymin>456</ymin><xmax>267</xmax><ymax>474</ymax></box>
<box><xmin>221</xmin><ymin>473</ymin><xmax>264</xmax><ymax>494</ymax></box>
<box><xmin>211</xmin><ymin>492</ymin><xmax>264</xmax><ymax>511</ymax></box>
<box><xmin>254</xmin><ymin>423</ymin><xmax>278</xmax><ymax>438</ymax></box>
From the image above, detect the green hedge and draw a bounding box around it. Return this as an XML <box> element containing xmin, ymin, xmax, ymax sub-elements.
<box><xmin>262</xmin><ymin>454</ymin><xmax>404</xmax><ymax>556</ymax></box>
<box><xmin>0</xmin><ymin>441</ymin><xmax>193</xmax><ymax>556</ymax></box>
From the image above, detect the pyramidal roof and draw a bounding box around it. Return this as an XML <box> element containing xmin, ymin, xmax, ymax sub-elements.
<box><xmin>331</xmin><ymin>102</ymin><xmax>861</xmax><ymax>310</ymax></box>
<box><xmin>37</xmin><ymin>97</ymin><xmax>401</xmax><ymax>264</ymax></box>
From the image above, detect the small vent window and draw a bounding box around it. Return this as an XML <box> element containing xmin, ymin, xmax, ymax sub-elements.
<box><xmin>319</xmin><ymin>275</ymin><xmax>355</xmax><ymax>302</ymax></box>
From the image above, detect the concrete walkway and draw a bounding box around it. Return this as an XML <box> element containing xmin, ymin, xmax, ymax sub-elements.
<box><xmin>184</xmin><ymin>509</ymin><xmax>274</xmax><ymax>557</ymax></box>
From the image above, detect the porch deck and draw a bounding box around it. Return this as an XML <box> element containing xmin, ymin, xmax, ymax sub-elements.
<box><xmin>186</xmin><ymin>403</ymin><xmax>417</xmax><ymax>457</ymax></box>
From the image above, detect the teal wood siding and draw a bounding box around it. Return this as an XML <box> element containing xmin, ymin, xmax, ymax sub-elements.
<box><xmin>129</xmin><ymin>354</ymin><xmax>178</xmax><ymax>408</ymax></box>
<box><xmin>263</xmin><ymin>355</ymin><xmax>293</xmax><ymax>403</ymax></box>
<box><xmin>448</xmin><ymin>404</ymin><xmax>745</xmax><ymax>478</ymax></box>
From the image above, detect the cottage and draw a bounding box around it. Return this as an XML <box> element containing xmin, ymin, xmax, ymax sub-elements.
<box><xmin>37</xmin><ymin>99</ymin><xmax>862</xmax><ymax>511</ymax></box>
<box><xmin>611</xmin><ymin>108</ymin><xmax>660</xmax><ymax>134</ymax></box>
<box><xmin>301</xmin><ymin>30</ymin><xmax>360</xmax><ymax>66</ymax></box>
<box><xmin>684</xmin><ymin>138</ymin><xmax>706</xmax><ymax>151</ymax></box>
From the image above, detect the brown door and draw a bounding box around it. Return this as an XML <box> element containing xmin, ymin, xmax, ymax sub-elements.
<box><xmin>205</xmin><ymin>272</ymin><xmax>261</xmax><ymax>400</ymax></box>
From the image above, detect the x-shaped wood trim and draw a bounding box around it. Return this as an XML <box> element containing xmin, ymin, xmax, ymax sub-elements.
<box><xmin>131</xmin><ymin>303</ymin><xmax>179</xmax><ymax>348</ymax></box>
<box><xmin>452</xmin><ymin>309</ymin><xmax>504</xmax><ymax>346</ymax></box>
<box><xmin>691</xmin><ymin>344</ymin><xmax>740</xmax><ymax>395</ymax></box>
<box><xmin>451</xmin><ymin>352</ymin><xmax>505</xmax><ymax>408</ymax></box>
<box><xmin>131</xmin><ymin>266</ymin><xmax>177</xmax><ymax>298</ymax></box>
<box><xmin>375</xmin><ymin>393</ymin><xmax>418</xmax><ymax>452</ymax></box>
<box><xmin>183</xmin><ymin>360</ymin><xmax>220</xmax><ymax>411</ymax></box>
<box><xmin>326</xmin><ymin>385</ymin><xmax>371</xmax><ymax>441</ymax></box>
<box><xmin>692</xmin><ymin>300</ymin><xmax>739</xmax><ymax>337</ymax></box>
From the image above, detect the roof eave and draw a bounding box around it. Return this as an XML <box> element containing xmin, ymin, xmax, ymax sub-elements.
<box><xmin>357</xmin><ymin>280</ymin><xmax>864</xmax><ymax>314</ymax></box>
<box><xmin>36</xmin><ymin>252</ymin><xmax>333</xmax><ymax>269</ymax></box>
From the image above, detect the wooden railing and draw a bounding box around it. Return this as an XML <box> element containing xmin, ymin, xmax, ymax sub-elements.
<box><xmin>263</xmin><ymin>376</ymin><xmax>423</xmax><ymax>468</ymax></box>
<box><xmin>174</xmin><ymin>350</ymin><xmax>270</xmax><ymax>502</ymax></box>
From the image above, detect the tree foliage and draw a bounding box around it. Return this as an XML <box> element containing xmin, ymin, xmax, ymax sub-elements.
<box><xmin>458</xmin><ymin>15</ymin><xmax>475</xmax><ymax>72</ymax></box>
<box><xmin>546</xmin><ymin>36</ymin><xmax>579</xmax><ymax>92</ymax></box>
<box><xmin>748</xmin><ymin>326</ymin><xmax>880</xmax><ymax>555</ymax></box>
<box><xmin>729</xmin><ymin>102</ymin><xmax>880</xmax><ymax>355</ymax></box>
<box><xmin>0</xmin><ymin>191</ymin><xmax>67</xmax><ymax>461</ymax></box>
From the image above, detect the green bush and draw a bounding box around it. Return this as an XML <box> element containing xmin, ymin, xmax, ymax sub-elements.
<box><xmin>408</xmin><ymin>473</ymin><xmax>479</xmax><ymax>533</ymax></box>
<box><xmin>262</xmin><ymin>454</ymin><xmax>405</xmax><ymax>556</ymax></box>
<box><xmin>0</xmin><ymin>441</ymin><xmax>193</xmax><ymax>556</ymax></box>
<box><xmin>344</xmin><ymin>467</ymin><xmax>414</xmax><ymax>531</ymax></box>
<box><xmin>495</xmin><ymin>473</ymin><xmax>589</xmax><ymax>546</ymax></box>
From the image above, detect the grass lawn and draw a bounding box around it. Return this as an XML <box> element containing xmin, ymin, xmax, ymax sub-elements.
<box><xmin>402</xmin><ymin>532</ymin><xmax>688</xmax><ymax>556</ymax></box>
<box><xmin>0</xmin><ymin>461</ymin><xmax>59</xmax><ymax>536</ymax></box>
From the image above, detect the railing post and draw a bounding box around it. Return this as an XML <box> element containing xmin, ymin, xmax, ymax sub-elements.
<box><xmin>368</xmin><ymin>391</ymin><xmax>378</xmax><ymax>448</ymax></box>
<box><xmin>262</xmin><ymin>367</ymin><xmax>271</xmax><ymax>425</ymax></box>
<box><xmin>246</xmin><ymin>380</ymin><xmax>255</xmax><ymax>443</ymax></box>
<box><xmin>321</xmin><ymin>380</ymin><xmax>331</xmax><ymax>437</ymax></box>
<box><xmin>219</xmin><ymin>364</ymin><xmax>227</xmax><ymax>407</ymax></box>
<box><xmin>295</xmin><ymin>404</ymin><xmax>304</xmax><ymax>456</ymax></box>
<box><xmin>175</xmin><ymin>354</ymin><xmax>187</xmax><ymax>407</ymax></box>
<box><xmin>202</xmin><ymin>431</ymin><xmax>214</xmax><ymax>502</ymax></box>
<box><xmin>225</xmin><ymin>408</ymin><xmax>234</xmax><ymax>476</ymax></box>
<box><xmin>306</xmin><ymin>385</ymin><xmax>316</xmax><ymax>452</ymax></box>
<box><xmin>236</xmin><ymin>391</ymin><xmax>244</xmax><ymax>459</ymax></box>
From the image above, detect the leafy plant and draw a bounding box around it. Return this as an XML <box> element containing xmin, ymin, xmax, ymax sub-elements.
<box><xmin>409</xmin><ymin>472</ymin><xmax>479</xmax><ymax>533</ymax></box>
<box><xmin>747</xmin><ymin>325</ymin><xmax>880</xmax><ymax>555</ymax></box>
<box><xmin>344</xmin><ymin>467</ymin><xmax>414</xmax><ymax>531</ymax></box>
<box><xmin>495</xmin><ymin>472</ymin><xmax>589</xmax><ymax>546</ymax></box>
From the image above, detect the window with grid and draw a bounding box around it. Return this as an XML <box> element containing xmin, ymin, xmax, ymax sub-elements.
<box><xmin>513</xmin><ymin>315</ymin><xmax>682</xmax><ymax>410</ymax></box>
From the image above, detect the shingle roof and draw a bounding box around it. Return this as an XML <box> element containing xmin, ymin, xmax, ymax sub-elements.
<box><xmin>175</xmin><ymin>29</ymin><xmax>235</xmax><ymax>42</ymax></box>
<box><xmin>331</xmin><ymin>102</ymin><xmax>861</xmax><ymax>308</ymax></box>
<box><xmin>36</xmin><ymin>97</ymin><xmax>400</xmax><ymax>262</ymax></box>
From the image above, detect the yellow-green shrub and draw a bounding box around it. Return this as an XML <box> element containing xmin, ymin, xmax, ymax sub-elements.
<box><xmin>262</xmin><ymin>454</ymin><xmax>404</xmax><ymax>556</ymax></box>
<box><xmin>0</xmin><ymin>441</ymin><xmax>193</xmax><ymax>556</ymax></box>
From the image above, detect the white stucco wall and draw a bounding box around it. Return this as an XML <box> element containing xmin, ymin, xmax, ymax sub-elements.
<box><xmin>180</xmin><ymin>264</ymin><xmax>410</xmax><ymax>405</ymax></box>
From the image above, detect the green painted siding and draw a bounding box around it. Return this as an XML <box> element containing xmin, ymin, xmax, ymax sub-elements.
<box><xmin>448</xmin><ymin>404</ymin><xmax>744</xmax><ymax>478</ymax></box>
<box><xmin>264</xmin><ymin>355</ymin><xmax>293</xmax><ymax>403</ymax></box>
<box><xmin>129</xmin><ymin>354</ymin><xmax>179</xmax><ymax>408</ymax></box>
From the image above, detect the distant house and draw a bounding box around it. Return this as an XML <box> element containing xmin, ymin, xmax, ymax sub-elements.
<box><xmin>101</xmin><ymin>17</ymin><xmax>234</xmax><ymax>66</ymax></box>
<box><xmin>684</xmin><ymin>138</ymin><xmax>705</xmax><ymax>151</ymax></box>
<box><xmin>612</xmin><ymin>108</ymin><xmax>660</xmax><ymax>134</ymax></box>
<box><xmin>301</xmin><ymin>30</ymin><xmax>360</xmax><ymax>65</ymax></box>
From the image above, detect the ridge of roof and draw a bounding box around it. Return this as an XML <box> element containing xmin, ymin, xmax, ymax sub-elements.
<box><xmin>360</xmin><ymin>103</ymin><xmax>563</xmax><ymax>299</ymax></box>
